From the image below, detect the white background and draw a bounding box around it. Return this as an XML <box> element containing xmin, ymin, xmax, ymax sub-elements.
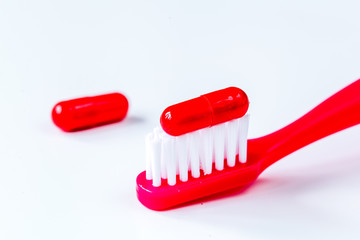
<box><xmin>1</xmin><ymin>1</ymin><xmax>360</xmax><ymax>239</ymax></box>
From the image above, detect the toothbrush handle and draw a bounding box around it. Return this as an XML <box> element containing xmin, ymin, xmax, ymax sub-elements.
<box><xmin>253</xmin><ymin>79</ymin><xmax>360</xmax><ymax>172</ymax></box>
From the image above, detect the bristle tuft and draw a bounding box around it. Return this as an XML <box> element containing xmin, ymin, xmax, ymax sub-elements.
<box><xmin>146</xmin><ymin>115</ymin><xmax>250</xmax><ymax>186</ymax></box>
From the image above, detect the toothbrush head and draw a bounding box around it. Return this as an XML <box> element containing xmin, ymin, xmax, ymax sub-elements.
<box><xmin>137</xmin><ymin>87</ymin><xmax>251</xmax><ymax>210</ymax></box>
<box><xmin>136</xmin><ymin>148</ymin><xmax>260</xmax><ymax>210</ymax></box>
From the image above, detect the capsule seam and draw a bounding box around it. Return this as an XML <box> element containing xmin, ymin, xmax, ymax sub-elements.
<box><xmin>200</xmin><ymin>95</ymin><xmax>214</xmax><ymax>127</ymax></box>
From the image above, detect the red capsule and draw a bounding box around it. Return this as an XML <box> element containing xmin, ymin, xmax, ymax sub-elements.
<box><xmin>160</xmin><ymin>87</ymin><xmax>249</xmax><ymax>136</ymax></box>
<box><xmin>52</xmin><ymin>93</ymin><xmax>129</xmax><ymax>132</ymax></box>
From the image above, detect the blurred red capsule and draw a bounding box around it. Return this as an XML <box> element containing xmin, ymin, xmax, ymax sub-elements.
<box><xmin>160</xmin><ymin>87</ymin><xmax>249</xmax><ymax>136</ymax></box>
<box><xmin>52</xmin><ymin>92</ymin><xmax>129</xmax><ymax>132</ymax></box>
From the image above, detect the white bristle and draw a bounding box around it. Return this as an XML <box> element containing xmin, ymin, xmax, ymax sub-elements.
<box><xmin>150</xmin><ymin>130</ymin><xmax>162</xmax><ymax>187</ymax></box>
<box><xmin>176</xmin><ymin>135</ymin><xmax>188</xmax><ymax>182</ymax></box>
<box><xmin>213</xmin><ymin>124</ymin><xmax>225</xmax><ymax>171</ymax></box>
<box><xmin>188</xmin><ymin>132</ymin><xmax>201</xmax><ymax>178</ymax></box>
<box><xmin>145</xmin><ymin>114</ymin><xmax>250</xmax><ymax>187</ymax></box>
<box><xmin>145</xmin><ymin>133</ymin><xmax>153</xmax><ymax>180</ymax></box>
<box><xmin>238</xmin><ymin>115</ymin><xmax>249</xmax><ymax>163</ymax></box>
<box><xmin>157</xmin><ymin>129</ymin><xmax>167</xmax><ymax>180</ymax></box>
<box><xmin>199</xmin><ymin>128</ymin><xmax>213</xmax><ymax>175</ymax></box>
<box><xmin>160</xmin><ymin>140</ymin><xmax>167</xmax><ymax>179</ymax></box>
<box><xmin>226</xmin><ymin>119</ymin><xmax>240</xmax><ymax>167</ymax></box>
<box><xmin>163</xmin><ymin>137</ymin><xmax>176</xmax><ymax>186</ymax></box>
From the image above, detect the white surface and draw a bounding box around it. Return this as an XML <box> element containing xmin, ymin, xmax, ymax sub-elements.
<box><xmin>1</xmin><ymin>1</ymin><xmax>360</xmax><ymax>239</ymax></box>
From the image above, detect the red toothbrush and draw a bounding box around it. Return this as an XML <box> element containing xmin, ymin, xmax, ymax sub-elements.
<box><xmin>136</xmin><ymin>79</ymin><xmax>360</xmax><ymax>210</ymax></box>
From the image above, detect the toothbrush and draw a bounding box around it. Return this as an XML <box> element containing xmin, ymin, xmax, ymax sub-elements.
<box><xmin>136</xmin><ymin>79</ymin><xmax>360</xmax><ymax>210</ymax></box>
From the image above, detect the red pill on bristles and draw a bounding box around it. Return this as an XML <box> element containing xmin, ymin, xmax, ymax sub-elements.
<box><xmin>160</xmin><ymin>87</ymin><xmax>249</xmax><ymax>136</ymax></box>
<box><xmin>52</xmin><ymin>92</ymin><xmax>129</xmax><ymax>132</ymax></box>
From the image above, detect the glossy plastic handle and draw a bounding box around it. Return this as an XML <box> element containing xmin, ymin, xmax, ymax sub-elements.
<box><xmin>249</xmin><ymin>79</ymin><xmax>360</xmax><ymax>172</ymax></box>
